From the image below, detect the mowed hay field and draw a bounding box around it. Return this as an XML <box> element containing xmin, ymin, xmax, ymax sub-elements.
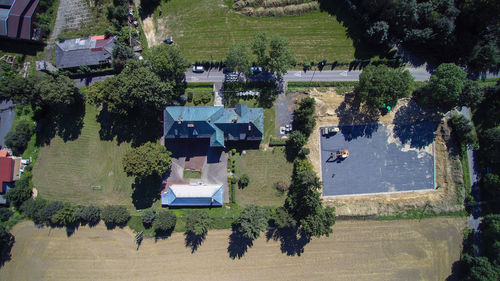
<box><xmin>0</xmin><ymin>217</ymin><xmax>465</xmax><ymax>281</ymax></box>
<box><xmin>151</xmin><ymin>0</ymin><xmax>354</xmax><ymax>62</ymax></box>
<box><xmin>32</xmin><ymin>105</ymin><xmax>135</xmax><ymax>208</ymax></box>
<box><xmin>232</xmin><ymin>148</ymin><xmax>292</xmax><ymax>207</ymax></box>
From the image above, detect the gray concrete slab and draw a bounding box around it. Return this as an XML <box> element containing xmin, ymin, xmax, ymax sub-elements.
<box><xmin>320</xmin><ymin>123</ymin><xmax>435</xmax><ymax>196</ymax></box>
<box><xmin>275</xmin><ymin>92</ymin><xmax>298</xmax><ymax>137</ymax></box>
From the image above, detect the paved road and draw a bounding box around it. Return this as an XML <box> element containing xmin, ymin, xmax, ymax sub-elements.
<box><xmin>0</xmin><ymin>100</ymin><xmax>15</xmax><ymax>148</ymax></box>
<box><xmin>185</xmin><ymin>69</ymin><xmax>431</xmax><ymax>83</ymax></box>
<box><xmin>460</xmin><ymin>106</ymin><xmax>482</xmax><ymax>256</ymax></box>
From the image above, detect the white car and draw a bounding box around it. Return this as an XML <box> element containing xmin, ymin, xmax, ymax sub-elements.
<box><xmin>280</xmin><ymin>127</ymin><xmax>286</xmax><ymax>135</ymax></box>
<box><xmin>21</xmin><ymin>159</ymin><xmax>30</xmax><ymax>165</ymax></box>
<box><xmin>192</xmin><ymin>66</ymin><xmax>204</xmax><ymax>73</ymax></box>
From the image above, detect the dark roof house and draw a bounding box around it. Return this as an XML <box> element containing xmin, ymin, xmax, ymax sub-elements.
<box><xmin>55</xmin><ymin>35</ymin><xmax>117</xmax><ymax>69</ymax></box>
<box><xmin>163</xmin><ymin>104</ymin><xmax>264</xmax><ymax>147</ymax></box>
<box><xmin>0</xmin><ymin>0</ymin><xmax>40</xmax><ymax>40</ymax></box>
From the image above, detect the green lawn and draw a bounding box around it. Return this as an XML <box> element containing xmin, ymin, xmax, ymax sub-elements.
<box><xmin>232</xmin><ymin>148</ymin><xmax>292</xmax><ymax>207</ymax></box>
<box><xmin>183</xmin><ymin>169</ymin><xmax>201</xmax><ymax>179</ymax></box>
<box><xmin>157</xmin><ymin>0</ymin><xmax>354</xmax><ymax>63</ymax></box>
<box><xmin>32</xmin><ymin>105</ymin><xmax>136</xmax><ymax>209</ymax></box>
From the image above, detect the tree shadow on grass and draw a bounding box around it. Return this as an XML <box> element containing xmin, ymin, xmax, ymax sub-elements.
<box><xmin>97</xmin><ymin>107</ymin><xmax>163</xmax><ymax>147</ymax></box>
<box><xmin>266</xmin><ymin>227</ymin><xmax>310</xmax><ymax>256</ymax></box>
<box><xmin>131</xmin><ymin>175</ymin><xmax>163</xmax><ymax>210</ymax></box>
<box><xmin>227</xmin><ymin>231</ymin><xmax>254</xmax><ymax>259</ymax></box>
<box><xmin>392</xmin><ymin>100</ymin><xmax>441</xmax><ymax>149</ymax></box>
<box><xmin>34</xmin><ymin>102</ymin><xmax>85</xmax><ymax>146</ymax></box>
<box><xmin>317</xmin><ymin>0</ymin><xmax>388</xmax><ymax>59</ymax></box>
<box><xmin>185</xmin><ymin>231</ymin><xmax>207</xmax><ymax>253</ymax></box>
<box><xmin>154</xmin><ymin>228</ymin><xmax>174</xmax><ymax>242</ymax></box>
<box><xmin>0</xmin><ymin>232</ymin><xmax>15</xmax><ymax>269</ymax></box>
<box><xmin>335</xmin><ymin>93</ymin><xmax>380</xmax><ymax>141</ymax></box>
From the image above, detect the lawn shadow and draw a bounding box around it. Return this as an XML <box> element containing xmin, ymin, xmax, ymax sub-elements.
<box><xmin>265</xmin><ymin>227</ymin><xmax>310</xmax><ymax>256</ymax></box>
<box><xmin>184</xmin><ymin>231</ymin><xmax>207</xmax><ymax>253</ymax></box>
<box><xmin>227</xmin><ymin>230</ymin><xmax>254</xmax><ymax>259</ymax></box>
<box><xmin>335</xmin><ymin>93</ymin><xmax>380</xmax><ymax>141</ymax></box>
<box><xmin>97</xmin><ymin>106</ymin><xmax>163</xmax><ymax>147</ymax></box>
<box><xmin>0</xmin><ymin>232</ymin><xmax>14</xmax><ymax>268</ymax></box>
<box><xmin>392</xmin><ymin>100</ymin><xmax>440</xmax><ymax>149</ymax></box>
<box><xmin>34</xmin><ymin>101</ymin><xmax>85</xmax><ymax>146</ymax></box>
<box><xmin>131</xmin><ymin>175</ymin><xmax>163</xmax><ymax>209</ymax></box>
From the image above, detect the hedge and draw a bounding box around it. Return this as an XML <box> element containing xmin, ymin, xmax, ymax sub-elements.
<box><xmin>287</xmin><ymin>81</ymin><xmax>359</xmax><ymax>88</ymax></box>
<box><xmin>186</xmin><ymin>82</ymin><xmax>214</xmax><ymax>88</ymax></box>
<box><xmin>269</xmin><ymin>137</ymin><xmax>287</xmax><ymax>146</ymax></box>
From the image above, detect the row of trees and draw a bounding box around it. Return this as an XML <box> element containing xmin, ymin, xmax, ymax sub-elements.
<box><xmin>226</xmin><ymin>32</ymin><xmax>295</xmax><ymax>79</ymax></box>
<box><xmin>318</xmin><ymin>0</ymin><xmax>500</xmax><ymax>77</ymax></box>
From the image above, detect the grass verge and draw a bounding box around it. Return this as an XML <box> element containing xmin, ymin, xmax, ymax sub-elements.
<box><xmin>377</xmin><ymin>210</ymin><xmax>468</xmax><ymax>220</ymax></box>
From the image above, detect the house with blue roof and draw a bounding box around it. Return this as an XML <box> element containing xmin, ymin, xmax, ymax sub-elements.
<box><xmin>163</xmin><ymin>104</ymin><xmax>264</xmax><ymax>147</ymax></box>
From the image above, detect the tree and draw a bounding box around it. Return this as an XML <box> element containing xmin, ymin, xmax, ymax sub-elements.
<box><xmin>33</xmin><ymin>74</ymin><xmax>84</xmax><ymax>113</ymax></box>
<box><xmin>448</xmin><ymin>113</ymin><xmax>476</xmax><ymax>147</ymax></box>
<box><xmin>462</xmin><ymin>254</ymin><xmax>500</xmax><ymax>281</ymax></box>
<box><xmin>39</xmin><ymin>201</ymin><xmax>64</xmax><ymax>224</ymax></box>
<box><xmin>226</xmin><ymin>44</ymin><xmax>251</xmax><ymax>77</ymax></box>
<box><xmin>4</xmin><ymin>120</ymin><xmax>35</xmax><ymax>153</ymax></box>
<box><xmin>480</xmin><ymin>128</ymin><xmax>500</xmax><ymax>168</ymax></box>
<box><xmin>112</xmin><ymin>42</ymin><xmax>134</xmax><ymax>71</ymax></box>
<box><xmin>153</xmin><ymin>209</ymin><xmax>177</xmax><ymax>233</ymax></box>
<box><xmin>185</xmin><ymin>210</ymin><xmax>211</xmax><ymax>236</ymax></box>
<box><xmin>285</xmin><ymin>158</ymin><xmax>336</xmax><ymax>237</ymax></box>
<box><xmin>5</xmin><ymin>180</ymin><xmax>32</xmax><ymax>208</ymax></box>
<box><xmin>482</xmin><ymin>173</ymin><xmax>500</xmax><ymax>201</ymax></box>
<box><xmin>51</xmin><ymin>205</ymin><xmax>77</xmax><ymax>226</ymax></box>
<box><xmin>469</xmin><ymin>44</ymin><xmax>500</xmax><ymax>78</ymax></box>
<box><xmin>267</xmin><ymin>35</ymin><xmax>295</xmax><ymax>79</ymax></box>
<box><xmin>238</xmin><ymin>174</ymin><xmax>250</xmax><ymax>189</ymax></box>
<box><xmin>122</xmin><ymin>142</ymin><xmax>172</xmax><ymax>177</ymax></box>
<box><xmin>356</xmin><ymin>65</ymin><xmax>413</xmax><ymax>109</ymax></box>
<box><xmin>233</xmin><ymin>205</ymin><xmax>269</xmax><ymax>240</ymax></box>
<box><xmin>0</xmin><ymin>225</ymin><xmax>14</xmax><ymax>264</ymax></box>
<box><xmin>460</xmin><ymin>80</ymin><xmax>484</xmax><ymax>108</ymax></box>
<box><xmin>20</xmin><ymin>198</ymin><xmax>46</xmax><ymax>224</ymax></box>
<box><xmin>101</xmin><ymin>205</ymin><xmax>130</xmax><ymax>226</ymax></box>
<box><xmin>250</xmin><ymin>32</ymin><xmax>268</xmax><ymax>67</ymax></box>
<box><xmin>366</xmin><ymin>21</ymin><xmax>390</xmax><ymax>45</ymax></box>
<box><xmin>285</xmin><ymin>130</ymin><xmax>307</xmax><ymax>161</ymax></box>
<box><xmin>146</xmin><ymin>44</ymin><xmax>189</xmax><ymax>92</ymax></box>
<box><xmin>417</xmin><ymin>63</ymin><xmax>466</xmax><ymax>111</ymax></box>
<box><xmin>271</xmin><ymin>206</ymin><xmax>296</xmax><ymax>229</ymax></box>
<box><xmin>0</xmin><ymin>75</ymin><xmax>34</xmax><ymax>104</ymax></box>
<box><xmin>88</xmin><ymin>60</ymin><xmax>173</xmax><ymax>119</ymax></box>
<box><xmin>0</xmin><ymin>208</ymin><xmax>13</xmax><ymax>222</ymax></box>
<box><xmin>77</xmin><ymin>205</ymin><xmax>101</xmax><ymax>225</ymax></box>
<box><xmin>293</xmin><ymin>97</ymin><xmax>316</xmax><ymax>137</ymax></box>
<box><xmin>141</xmin><ymin>208</ymin><xmax>156</xmax><ymax>228</ymax></box>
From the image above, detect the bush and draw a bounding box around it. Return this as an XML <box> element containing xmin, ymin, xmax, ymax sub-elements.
<box><xmin>4</xmin><ymin>120</ymin><xmax>35</xmax><ymax>153</ymax></box>
<box><xmin>187</xmin><ymin>92</ymin><xmax>193</xmax><ymax>102</ymax></box>
<box><xmin>20</xmin><ymin>198</ymin><xmax>46</xmax><ymax>223</ymax></box>
<box><xmin>51</xmin><ymin>205</ymin><xmax>77</xmax><ymax>226</ymax></box>
<box><xmin>238</xmin><ymin>174</ymin><xmax>250</xmax><ymax>188</ymax></box>
<box><xmin>101</xmin><ymin>205</ymin><xmax>130</xmax><ymax>227</ymax></box>
<box><xmin>39</xmin><ymin>201</ymin><xmax>64</xmax><ymax>224</ymax></box>
<box><xmin>448</xmin><ymin>113</ymin><xmax>476</xmax><ymax>147</ymax></box>
<box><xmin>185</xmin><ymin>210</ymin><xmax>211</xmax><ymax>235</ymax></box>
<box><xmin>0</xmin><ymin>208</ymin><xmax>13</xmax><ymax>222</ymax></box>
<box><xmin>153</xmin><ymin>209</ymin><xmax>177</xmax><ymax>233</ymax></box>
<box><xmin>274</xmin><ymin>181</ymin><xmax>289</xmax><ymax>193</ymax></box>
<box><xmin>77</xmin><ymin>205</ymin><xmax>101</xmax><ymax>225</ymax></box>
<box><xmin>141</xmin><ymin>209</ymin><xmax>156</xmax><ymax>228</ymax></box>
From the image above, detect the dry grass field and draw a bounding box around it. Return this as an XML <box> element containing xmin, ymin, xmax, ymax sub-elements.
<box><xmin>0</xmin><ymin>217</ymin><xmax>465</xmax><ymax>281</ymax></box>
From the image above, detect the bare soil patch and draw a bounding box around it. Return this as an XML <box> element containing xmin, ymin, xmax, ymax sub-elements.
<box><xmin>0</xmin><ymin>217</ymin><xmax>465</xmax><ymax>281</ymax></box>
<box><xmin>303</xmin><ymin>89</ymin><xmax>463</xmax><ymax>216</ymax></box>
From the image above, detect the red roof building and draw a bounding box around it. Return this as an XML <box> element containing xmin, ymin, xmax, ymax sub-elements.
<box><xmin>0</xmin><ymin>151</ymin><xmax>21</xmax><ymax>193</ymax></box>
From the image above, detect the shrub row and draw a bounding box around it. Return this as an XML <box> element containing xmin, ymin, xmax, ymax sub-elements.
<box><xmin>240</xmin><ymin>2</ymin><xmax>319</xmax><ymax>17</ymax></box>
<box><xmin>269</xmin><ymin>137</ymin><xmax>287</xmax><ymax>146</ymax></box>
<box><xmin>186</xmin><ymin>82</ymin><xmax>215</xmax><ymax>88</ymax></box>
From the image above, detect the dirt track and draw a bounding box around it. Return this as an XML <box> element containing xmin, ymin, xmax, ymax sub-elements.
<box><xmin>0</xmin><ymin>217</ymin><xmax>465</xmax><ymax>281</ymax></box>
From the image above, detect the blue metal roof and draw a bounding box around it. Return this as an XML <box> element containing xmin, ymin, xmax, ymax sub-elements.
<box><xmin>164</xmin><ymin>104</ymin><xmax>264</xmax><ymax>147</ymax></box>
<box><xmin>161</xmin><ymin>185</ymin><xmax>223</xmax><ymax>207</ymax></box>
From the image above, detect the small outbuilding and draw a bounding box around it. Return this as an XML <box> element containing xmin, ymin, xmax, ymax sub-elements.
<box><xmin>161</xmin><ymin>184</ymin><xmax>223</xmax><ymax>207</ymax></box>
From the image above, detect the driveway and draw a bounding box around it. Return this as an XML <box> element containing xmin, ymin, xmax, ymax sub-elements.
<box><xmin>0</xmin><ymin>100</ymin><xmax>15</xmax><ymax>148</ymax></box>
<box><xmin>275</xmin><ymin>93</ymin><xmax>300</xmax><ymax>137</ymax></box>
